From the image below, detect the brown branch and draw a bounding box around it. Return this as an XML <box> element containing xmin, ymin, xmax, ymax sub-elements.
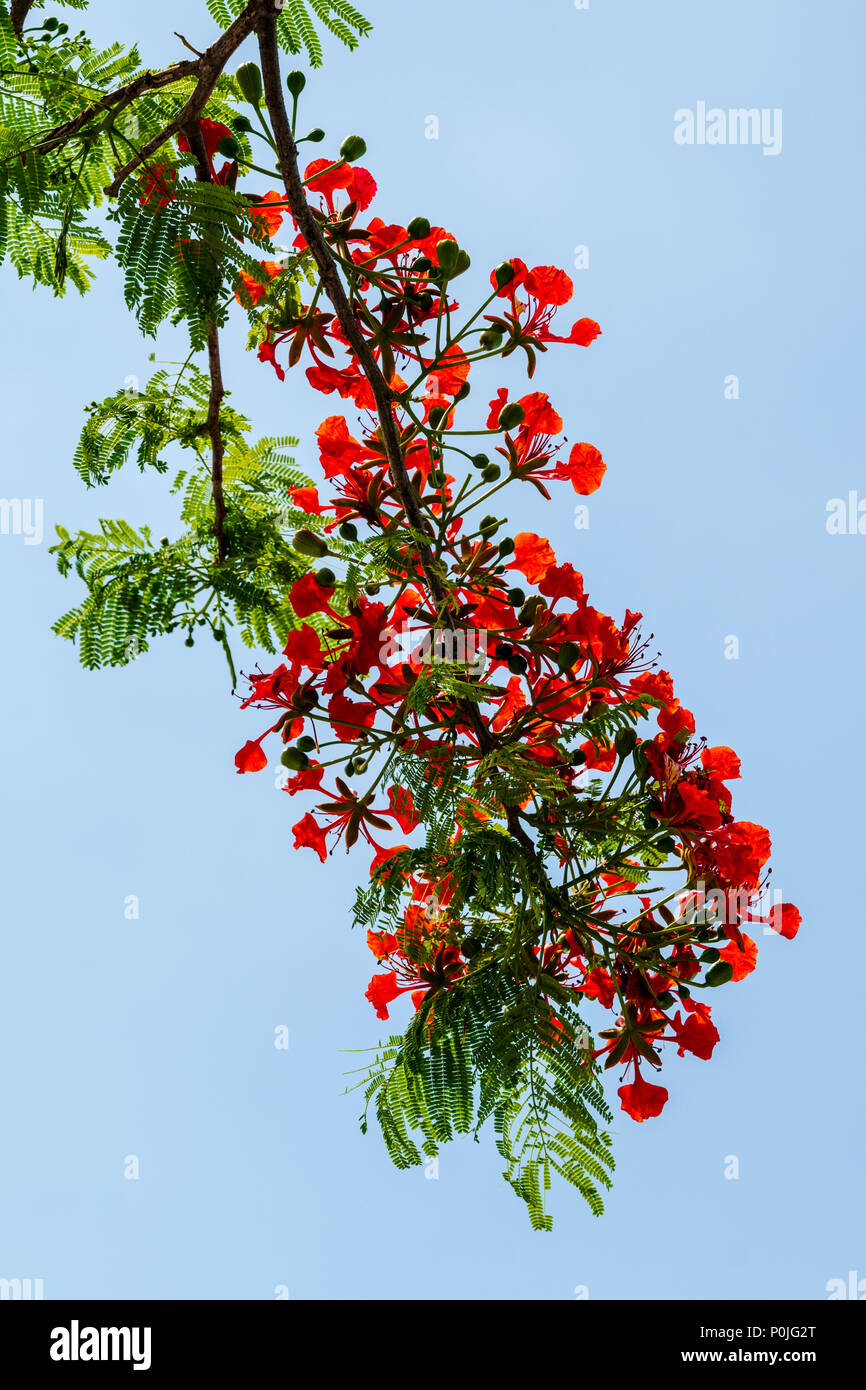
<box><xmin>254</xmin><ymin>16</ymin><xmax>530</xmax><ymax>798</ymax></box>
<box><xmin>10</xmin><ymin>0</ymin><xmax>36</xmax><ymax>39</ymax></box>
<box><xmin>184</xmin><ymin>121</ymin><xmax>228</xmax><ymax>565</ymax></box>
<box><xmin>27</xmin><ymin>2</ymin><xmax>271</xmax><ymax>191</ymax></box>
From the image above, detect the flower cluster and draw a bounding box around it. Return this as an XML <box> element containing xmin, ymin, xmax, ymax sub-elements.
<box><xmin>229</xmin><ymin>132</ymin><xmax>801</xmax><ymax>1126</ymax></box>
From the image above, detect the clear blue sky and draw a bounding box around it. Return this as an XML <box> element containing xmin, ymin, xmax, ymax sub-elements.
<box><xmin>1</xmin><ymin>0</ymin><xmax>863</xmax><ymax>1300</ymax></box>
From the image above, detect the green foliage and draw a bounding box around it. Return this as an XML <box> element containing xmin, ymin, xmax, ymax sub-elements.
<box><xmin>51</xmin><ymin>360</ymin><xmax>319</xmax><ymax>673</ymax></box>
<box><xmin>355</xmin><ymin>971</ymin><xmax>614</xmax><ymax>1230</ymax></box>
<box><xmin>205</xmin><ymin>0</ymin><xmax>372</xmax><ymax>67</ymax></box>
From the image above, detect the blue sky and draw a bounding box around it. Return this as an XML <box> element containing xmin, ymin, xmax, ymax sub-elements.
<box><xmin>0</xmin><ymin>0</ymin><xmax>863</xmax><ymax>1299</ymax></box>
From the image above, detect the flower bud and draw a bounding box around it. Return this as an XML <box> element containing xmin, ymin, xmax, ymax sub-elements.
<box><xmin>232</xmin><ymin>115</ymin><xmax>254</xmax><ymax>134</ymax></box>
<box><xmin>705</xmin><ymin>960</ymin><xmax>734</xmax><ymax>987</ymax></box>
<box><xmin>498</xmin><ymin>537</ymin><xmax>515</xmax><ymax>557</ymax></box>
<box><xmin>507</xmin><ymin>655</ymin><xmax>527</xmax><ymax>675</ymax></box>
<box><xmin>614</xmin><ymin>727</ymin><xmax>638</xmax><ymax>757</ymax></box>
<box><xmin>479</xmin><ymin>329</ymin><xmax>503</xmax><ymax>351</ymax></box>
<box><xmin>407</xmin><ymin>216</ymin><xmax>431</xmax><ymax>239</ymax></box>
<box><xmin>339</xmin><ymin>134</ymin><xmax>367</xmax><ymax>162</ymax></box>
<box><xmin>479</xmin><ymin>515</ymin><xmax>499</xmax><ymax>535</ymax></box>
<box><xmin>436</xmin><ymin>239</ymin><xmax>460</xmax><ymax>274</ymax></box>
<box><xmin>497</xmin><ymin>402</ymin><xmax>525</xmax><ymax>431</ymax></box>
<box><xmin>236</xmin><ymin>61</ymin><xmax>263</xmax><ymax>106</ymax></box>
<box><xmin>557</xmin><ymin>641</ymin><xmax>580</xmax><ymax>672</ymax></box>
<box><xmin>506</xmin><ymin>587</ymin><xmax>525</xmax><ymax>607</ymax></box>
<box><xmin>482</xmin><ymin>464</ymin><xmax>501</xmax><ymax>482</ymax></box>
<box><xmin>297</xmin><ymin>735</ymin><xmax>316</xmax><ymax>752</ymax></box>
<box><xmin>281</xmin><ymin>747</ymin><xmax>310</xmax><ymax>770</ymax></box>
<box><xmin>315</xmin><ymin>567</ymin><xmax>336</xmax><ymax>587</ymax></box>
<box><xmin>460</xmin><ymin>937</ymin><xmax>483</xmax><ymax>958</ymax></box>
<box><xmin>427</xmin><ymin>407</ymin><xmax>448</xmax><ymax>430</ymax></box>
<box><xmin>493</xmin><ymin>261</ymin><xmax>516</xmax><ymax>288</ymax></box>
<box><xmin>216</xmin><ymin>135</ymin><xmax>243</xmax><ymax>161</ymax></box>
<box><xmin>304</xmin><ymin>128</ymin><xmax>325</xmax><ymax>143</ymax></box>
<box><xmin>286</xmin><ymin>70</ymin><xmax>307</xmax><ymax>98</ymax></box>
<box><xmin>293</xmin><ymin>529</ymin><xmax>329</xmax><ymax>558</ymax></box>
<box><xmin>339</xmin><ymin>521</ymin><xmax>358</xmax><ymax>542</ymax></box>
<box><xmin>471</xmin><ymin>453</ymin><xmax>489</xmax><ymax>469</ymax></box>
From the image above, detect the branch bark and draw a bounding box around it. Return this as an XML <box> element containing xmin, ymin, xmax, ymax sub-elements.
<box><xmin>11</xmin><ymin>0</ymin><xmax>36</xmax><ymax>38</ymax></box>
<box><xmin>184</xmin><ymin>121</ymin><xmax>228</xmax><ymax>565</ymax></box>
<box><xmin>255</xmin><ymin>16</ymin><xmax>539</xmax><ymax>851</ymax></box>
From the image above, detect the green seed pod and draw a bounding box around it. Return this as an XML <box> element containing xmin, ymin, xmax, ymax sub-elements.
<box><xmin>297</xmin><ymin>736</ymin><xmax>316</xmax><ymax>752</ymax></box>
<box><xmin>281</xmin><ymin>748</ymin><xmax>310</xmax><ymax>771</ymax></box>
<box><xmin>506</xmin><ymin>587</ymin><xmax>526</xmax><ymax>607</ymax></box>
<box><xmin>216</xmin><ymin>135</ymin><xmax>242</xmax><ymax>161</ymax></box>
<box><xmin>518</xmin><ymin>597</ymin><xmax>544</xmax><ymax>627</ymax></box>
<box><xmin>339</xmin><ymin>134</ymin><xmax>367</xmax><ymax>162</ymax></box>
<box><xmin>557</xmin><ymin>641</ymin><xmax>580</xmax><ymax>672</ymax></box>
<box><xmin>236</xmin><ymin>61</ymin><xmax>263</xmax><ymax>106</ymax></box>
<box><xmin>293</xmin><ymin>529</ymin><xmax>329</xmax><ymax>558</ymax></box>
<box><xmin>436</xmin><ymin>239</ymin><xmax>460</xmax><ymax>274</ymax></box>
<box><xmin>315</xmin><ymin>567</ymin><xmax>336</xmax><ymax>588</ymax></box>
<box><xmin>286</xmin><ymin>70</ymin><xmax>307</xmax><ymax>98</ymax></box>
<box><xmin>498</xmin><ymin>402</ymin><xmax>525</xmax><ymax>431</ymax></box>
<box><xmin>705</xmin><ymin>960</ymin><xmax>734</xmax><ymax>988</ymax></box>
<box><xmin>407</xmin><ymin>216</ymin><xmax>431</xmax><ymax>239</ymax></box>
<box><xmin>614</xmin><ymin>727</ymin><xmax>638</xmax><ymax>757</ymax></box>
<box><xmin>339</xmin><ymin>521</ymin><xmax>358</xmax><ymax>542</ymax></box>
<box><xmin>482</xmin><ymin>464</ymin><xmax>501</xmax><ymax>482</ymax></box>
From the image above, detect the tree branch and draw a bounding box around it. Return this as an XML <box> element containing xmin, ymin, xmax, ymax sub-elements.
<box><xmin>184</xmin><ymin>121</ymin><xmax>228</xmax><ymax>565</ymax></box>
<box><xmin>256</xmin><ymin>15</ymin><xmax>517</xmax><ymax>776</ymax></box>
<box><xmin>11</xmin><ymin>0</ymin><xmax>36</xmax><ymax>39</ymax></box>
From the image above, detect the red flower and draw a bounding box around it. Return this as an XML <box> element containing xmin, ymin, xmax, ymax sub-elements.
<box><xmin>716</xmin><ymin>933</ymin><xmax>758</xmax><ymax>981</ymax></box>
<box><xmin>701</xmin><ymin>745</ymin><xmax>741</xmax><ymax>781</ymax></box>
<box><xmin>236</xmin><ymin>260</ymin><xmax>284</xmax><ymax>305</ymax></box>
<box><xmin>290</xmin><ymin>571</ymin><xmax>335</xmax><ymax>619</ymax></box>
<box><xmin>543</xmin><ymin>317</ymin><xmax>602</xmax><ymax>347</ymax></box>
<box><xmin>292</xmin><ymin>812</ymin><xmax>329</xmax><ymax>863</ymax></box>
<box><xmin>387</xmin><ymin>786</ymin><xmax>420</xmax><ymax>833</ymax></box>
<box><xmin>539</xmin><ymin>441</ymin><xmax>606</xmax><ymax>494</ymax></box>
<box><xmin>250</xmin><ymin>190</ymin><xmax>287</xmax><ymax>237</ymax></box>
<box><xmin>178</xmin><ymin>118</ymin><xmax>232</xmax><ymax>161</ymax></box>
<box><xmin>365</xmin><ymin>971</ymin><xmax>403</xmax><ymax>1020</ymax></box>
<box><xmin>618</xmin><ymin>1067</ymin><xmax>669</xmax><ymax>1122</ymax></box>
<box><xmin>671</xmin><ymin>1003</ymin><xmax>720</xmax><ymax>1058</ymax></box>
<box><xmin>234</xmin><ymin>739</ymin><xmax>268</xmax><ymax>774</ymax></box>
<box><xmin>288</xmin><ymin>486</ymin><xmax>323</xmax><ymax>515</ymax></box>
<box><xmin>509</xmin><ymin>532</ymin><xmax>557</xmax><ymax>584</ymax></box>
<box><xmin>767</xmin><ymin>903</ymin><xmax>801</xmax><ymax>940</ymax></box>
<box><xmin>522</xmin><ymin>264</ymin><xmax>574</xmax><ymax>306</ymax></box>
